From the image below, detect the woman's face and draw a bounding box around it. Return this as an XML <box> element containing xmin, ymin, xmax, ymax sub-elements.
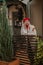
<box><xmin>24</xmin><ymin>20</ymin><xmax>30</xmax><ymax>29</ymax></box>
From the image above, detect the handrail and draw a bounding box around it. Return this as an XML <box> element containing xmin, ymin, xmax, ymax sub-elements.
<box><xmin>13</xmin><ymin>35</ymin><xmax>37</xmax><ymax>65</ymax></box>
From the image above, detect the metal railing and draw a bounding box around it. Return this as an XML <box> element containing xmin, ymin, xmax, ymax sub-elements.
<box><xmin>13</xmin><ymin>35</ymin><xmax>38</xmax><ymax>65</ymax></box>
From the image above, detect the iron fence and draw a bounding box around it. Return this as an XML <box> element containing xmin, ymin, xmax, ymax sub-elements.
<box><xmin>13</xmin><ymin>35</ymin><xmax>38</xmax><ymax>65</ymax></box>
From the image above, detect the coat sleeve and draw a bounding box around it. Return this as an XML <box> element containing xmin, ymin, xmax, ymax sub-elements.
<box><xmin>32</xmin><ymin>26</ymin><xmax>37</xmax><ymax>36</ymax></box>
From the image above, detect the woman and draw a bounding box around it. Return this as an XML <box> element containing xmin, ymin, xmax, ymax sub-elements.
<box><xmin>21</xmin><ymin>18</ymin><xmax>37</xmax><ymax>36</ymax></box>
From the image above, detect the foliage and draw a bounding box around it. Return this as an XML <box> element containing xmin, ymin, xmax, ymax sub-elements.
<box><xmin>0</xmin><ymin>0</ymin><xmax>14</xmax><ymax>61</ymax></box>
<box><xmin>34</xmin><ymin>37</ymin><xmax>43</xmax><ymax>65</ymax></box>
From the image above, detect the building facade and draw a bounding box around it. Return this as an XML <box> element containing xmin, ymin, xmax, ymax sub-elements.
<box><xmin>0</xmin><ymin>0</ymin><xmax>43</xmax><ymax>36</ymax></box>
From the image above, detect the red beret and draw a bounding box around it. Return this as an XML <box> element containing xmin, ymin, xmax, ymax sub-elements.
<box><xmin>23</xmin><ymin>18</ymin><xmax>30</xmax><ymax>22</ymax></box>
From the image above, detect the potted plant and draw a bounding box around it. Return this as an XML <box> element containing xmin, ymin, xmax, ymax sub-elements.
<box><xmin>0</xmin><ymin>0</ymin><xmax>19</xmax><ymax>65</ymax></box>
<box><xmin>34</xmin><ymin>37</ymin><xmax>43</xmax><ymax>65</ymax></box>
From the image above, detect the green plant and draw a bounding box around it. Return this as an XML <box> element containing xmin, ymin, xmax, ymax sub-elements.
<box><xmin>0</xmin><ymin>0</ymin><xmax>14</xmax><ymax>61</ymax></box>
<box><xmin>34</xmin><ymin>37</ymin><xmax>43</xmax><ymax>65</ymax></box>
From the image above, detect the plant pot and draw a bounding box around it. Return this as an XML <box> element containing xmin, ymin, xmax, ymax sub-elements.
<box><xmin>0</xmin><ymin>61</ymin><xmax>8</xmax><ymax>65</ymax></box>
<box><xmin>0</xmin><ymin>59</ymin><xmax>20</xmax><ymax>65</ymax></box>
<box><xmin>8</xmin><ymin>59</ymin><xmax>20</xmax><ymax>65</ymax></box>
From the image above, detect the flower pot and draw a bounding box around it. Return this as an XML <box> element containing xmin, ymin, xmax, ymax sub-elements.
<box><xmin>8</xmin><ymin>59</ymin><xmax>20</xmax><ymax>65</ymax></box>
<box><xmin>0</xmin><ymin>59</ymin><xmax>20</xmax><ymax>65</ymax></box>
<box><xmin>0</xmin><ymin>61</ymin><xmax>8</xmax><ymax>65</ymax></box>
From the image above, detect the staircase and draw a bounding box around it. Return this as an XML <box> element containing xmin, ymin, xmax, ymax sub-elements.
<box><xmin>13</xmin><ymin>35</ymin><xmax>37</xmax><ymax>65</ymax></box>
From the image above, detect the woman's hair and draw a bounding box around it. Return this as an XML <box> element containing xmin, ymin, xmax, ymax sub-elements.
<box><xmin>23</xmin><ymin>18</ymin><xmax>30</xmax><ymax>22</ymax></box>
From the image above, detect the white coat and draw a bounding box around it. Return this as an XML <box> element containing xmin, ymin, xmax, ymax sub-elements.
<box><xmin>21</xmin><ymin>24</ymin><xmax>37</xmax><ymax>35</ymax></box>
